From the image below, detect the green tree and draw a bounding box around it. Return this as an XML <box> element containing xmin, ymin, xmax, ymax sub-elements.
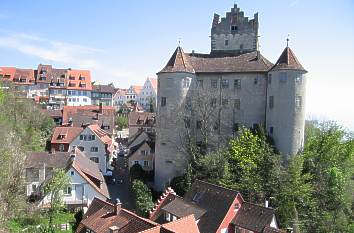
<box><xmin>43</xmin><ymin>169</ymin><xmax>70</xmax><ymax>233</ymax></box>
<box><xmin>302</xmin><ymin>122</ymin><xmax>354</xmax><ymax>232</ymax></box>
<box><xmin>170</xmin><ymin>163</ymin><xmax>193</xmax><ymax>196</ymax></box>
<box><xmin>228</xmin><ymin>128</ymin><xmax>280</xmax><ymax>203</ymax></box>
<box><xmin>115</xmin><ymin>115</ymin><xmax>128</xmax><ymax>130</ymax></box>
<box><xmin>276</xmin><ymin>155</ymin><xmax>313</xmax><ymax>231</ymax></box>
<box><xmin>131</xmin><ymin>180</ymin><xmax>154</xmax><ymax>217</ymax></box>
<box><xmin>148</xmin><ymin>97</ymin><xmax>155</xmax><ymax>113</ymax></box>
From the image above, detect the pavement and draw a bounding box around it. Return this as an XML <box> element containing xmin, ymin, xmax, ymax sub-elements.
<box><xmin>107</xmin><ymin>155</ymin><xmax>134</xmax><ymax>210</ymax></box>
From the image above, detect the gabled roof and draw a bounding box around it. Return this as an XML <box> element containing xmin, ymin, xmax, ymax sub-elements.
<box><xmin>51</xmin><ymin>126</ymin><xmax>83</xmax><ymax>144</ymax></box>
<box><xmin>183</xmin><ymin>180</ymin><xmax>240</xmax><ymax>233</ymax></box>
<box><xmin>271</xmin><ymin>46</ymin><xmax>307</xmax><ymax>72</ymax></box>
<box><xmin>88</xmin><ymin>124</ymin><xmax>112</xmax><ymax>145</ymax></box>
<box><xmin>161</xmin><ymin>196</ymin><xmax>206</xmax><ymax>220</ymax></box>
<box><xmin>92</xmin><ymin>84</ymin><xmax>116</xmax><ymax>93</ymax></box>
<box><xmin>66</xmin><ymin>69</ymin><xmax>92</xmax><ymax>90</ymax></box>
<box><xmin>25</xmin><ymin>151</ymin><xmax>71</xmax><ymax>169</ymax></box>
<box><xmin>131</xmin><ymin>85</ymin><xmax>143</xmax><ymax>95</ymax></box>
<box><xmin>70</xmin><ymin>149</ymin><xmax>110</xmax><ymax>198</ymax></box>
<box><xmin>62</xmin><ymin>105</ymin><xmax>115</xmax><ymax>134</ymax></box>
<box><xmin>161</xmin><ymin>215</ymin><xmax>200</xmax><ymax>233</ymax></box>
<box><xmin>128</xmin><ymin>112</ymin><xmax>156</xmax><ymax>127</ymax></box>
<box><xmin>149</xmin><ymin>78</ymin><xmax>158</xmax><ymax>90</ymax></box>
<box><xmin>187</xmin><ymin>51</ymin><xmax>273</xmax><ymax>73</ymax></box>
<box><xmin>232</xmin><ymin>202</ymin><xmax>276</xmax><ymax>232</ymax></box>
<box><xmin>76</xmin><ymin>197</ymin><xmax>158</xmax><ymax>233</ymax></box>
<box><xmin>159</xmin><ymin>46</ymin><xmax>195</xmax><ymax>74</ymax></box>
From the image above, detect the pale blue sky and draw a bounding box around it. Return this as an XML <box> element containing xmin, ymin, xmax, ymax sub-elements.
<box><xmin>0</xmin><ymin>0</ymin><xmax>353</xmax><ymax>130</ymax></box>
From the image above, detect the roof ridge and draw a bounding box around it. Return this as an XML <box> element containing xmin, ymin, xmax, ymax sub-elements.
<box><xmin>195</xmin><ymin>179</ymin><xmax>239</xmax><ymax>194</ymax></box>
<box><xmin>243</xmin><ymin>201</ymin><xmax>275</xmax><ymax>210</ymax></box>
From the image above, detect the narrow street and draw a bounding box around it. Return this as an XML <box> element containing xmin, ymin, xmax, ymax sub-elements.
<box><xmin>107</xmin><ymin>156</ymin><xmax>134</xmax><ymax>210</ymax></box>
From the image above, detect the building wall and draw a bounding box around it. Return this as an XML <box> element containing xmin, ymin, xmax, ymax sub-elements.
<box><xmin>128</xmin><ymin>142</ymin><xmax>154</xmax><ymax>171</ymax></box>
<box><xmin>41</xmin><ymin>167</ymin><xmax>106</xmax><ymax>209</ymax></box>
<box><xmin>154</xmin><ymin>72</ymin><xmax>196</xmax><ymax>191</ymax></box>
<box><xmin>266</xmin><ymin>70</ymin><xmax>307</xmax><ymax>157</ymax></box>
<box><xmin>67</xmin><ymin>90</ymin><xmax>91</xmax><ymax>106</ymax></box>
<box><xmin>70</xmin><ymin>127</ymin><xmax>108</xmax><ymax>174</ymax></box>
<box><xmin>211</xmin><ymin>5</ymin><xmax>258</xmax><ymax>54</ymax></box>
<box><xmin>138</xmin><ymin>78</ymin><xmax>157</xmax><ymax>110</ymax></box>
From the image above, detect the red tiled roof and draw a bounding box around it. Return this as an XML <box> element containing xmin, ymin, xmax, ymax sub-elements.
<box><xmin>66</xmin><ymin>69</ymin><xmax>92</xmax><ymax>90</ymax></box>
<box><xmin>62</xmin><ymin>105</ymin><xmax>115</xmax><ymax>134</ymax></box>
<box><xmin>161</xmin><ymin>215</ymin><xmax>200</xmax><ymax>233</ymax></box>
<box><xmin>128</xmin><ymin>112</ymin><xmax>155</xmax><ymax>127</ymax></box>
<box><xmin>159</xmin><ymin>47</ymin><xmax>195</xmax><ymax>74</ymax></box>
<box><xmin>70</xmin><ymin>149</ymin><xmax>110</xmax><ymax>198</ymax></box>
<box><xmin>76</xmin><ymin>198</ymin><xmax>158</xmax><ymax>233</ymax></box>
<box><xmin>132</xmin><ymin>85</ymin><xmax>143</xmax><ymax>95</ymax></box>
<box><xmin>51</xmin><ymin>126</ymin><xmax>83</xmax><ymax>144</ymax></box>
<box><xmin>149</xmin><ymin>78</ymin><xmax>158</xmax><ymax>90</ymax></box>
<box><xmin>0</xmin><ymin>67</ymin><xmax>16</xmax><ymax>80</ymax></box>
<box><xmin>271</xmin><ymin>47</ymin><xmax>306</xmax><ymax>72</ymax></box>
<box><xmin>88</xmin><ymin>124</ymin><xmax>112</xmax><ymax>145</ymax></box>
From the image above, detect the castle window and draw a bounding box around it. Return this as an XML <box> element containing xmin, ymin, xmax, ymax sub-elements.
<box><xmin>254</xmin><ymin>77</ymin><xmax>258</xmax><ymax>85</ymax></box>
<box><xmin>231</xmin><ymin>25</ymin><xmax>238</xmax><ymax>32</ymax></box>
<box><xmin>90</xmin><ymin>157</ymin><xmax>99</xmax><ymax>163</ymax></box>
<box><xmin>234</xmin><ymin>99</ymin><xmax>240</xmax><ymax>110</ymax></box>
<box><xmin>161</xmin><ymin>97</ymin><xmax>166</xmax><ymax>106</ymax></box>
<box><xmin>196</xmin><ymin>120</ymin><xmax>202</xmax><ymax>129</ymax></box>
<box><xmin>211</xmin><ymin>79</ymin><xmax>218</xmax><ymax>88</ymax></box>
<box><xmin>295</xmin><ymin>75</ymin><xmax>302</xmax><ymax>84</ymax></box>
<box><xmin>270</xmin><ymin>127</ymin><xmax>274</xmax><ymax>134</ymax></box>
<box><xmin>233</xmin><ymin>123</ymin><xmax>239</xmax><ymax>132</ymax></box>
<box><xmin>268</xmin><ymin>74</ymin><xmax>272</xmax><ymax>84</ymax></box>
<box><xmin>182</xmin><ymin>78</ymin><xmax>191</xmax><ymax>88</ymax></box>
<box><xmin>221</xmin><ymin>79</ymin><xmax>229</xmax><ymax>89</ymax></box>
<box><xmin>269</xmin><ymin>96</ymin><xmax>274</xmax><ymax>109</ymax></box>
<box><xmin>240</xmin><ymin>44</ymin><xmax>244</xmax><ymax>51</ymax></box>
<box><xmin>211</xmin><ymin>98</ymin><xmax>217</xmax><ymax>107</ymax></box>
<box><xmin>197</xmin><ymin>79</ymin><xmax>203</xmax><ymax>88</ymax></box>
<box><xmin>295</xmin><ymin>96</ymin><xmax>302</xmax><ymax>108</ymax></box>
<box><xmin>280</xmin><ymin>72</ymin><xmax>287</xmax><ymax>83</ymax></box>
<box><xmin>222</xmin><ymin>98</ymin><xmax>228</xmax><ymax>106</ymax></box>
<box><xmin>224</xmin><ymin>39</ymin><xmax>229</xmax><ymax>46</ymax></box>
<box><xmin>234</xmin><ymin>79</ymin><xmax>241</xmax><ymax>89</ymax></box>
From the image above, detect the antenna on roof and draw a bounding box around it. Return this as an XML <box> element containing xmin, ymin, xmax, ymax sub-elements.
<box><xmin>286</xmin><ymin>34</ymin><xmax>290</xmax><ymax>47</ymax></box>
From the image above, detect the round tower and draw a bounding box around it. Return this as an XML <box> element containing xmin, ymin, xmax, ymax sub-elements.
<box><xmin>266</xmin><ymin>45</ymin><xmax>307</xmax><ymax>158</ymax></box>
<box><xmin>154</xmin><ymin>46</ymin><xmax>196</xmax><ymax>191</ymax></box>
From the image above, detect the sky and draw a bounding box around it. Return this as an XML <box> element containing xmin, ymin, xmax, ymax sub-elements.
<box><xmin>0</xmin><ymin>0</ymin><xmax>353</xmax><ymax>130</ymax></box>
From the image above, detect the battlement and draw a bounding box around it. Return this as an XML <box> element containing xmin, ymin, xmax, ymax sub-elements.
<box><xmin>211</xmin><ymin>4</ymin><xmax>259</xmax><ymax>55</ymax></box>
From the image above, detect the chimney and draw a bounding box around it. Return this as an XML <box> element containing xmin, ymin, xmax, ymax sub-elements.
<box><xmin>109</xmin><ymin>226</ymin><xmax>119</xmax><ymax>233</ymax></box>
<box><xmin>99</xmin><ymin>102</ymin><xmax>103</xmax><ymax>114</ymax></box>
<box><xmin>114</xmin><ymin>198</ymin><xmax>122</xmax><ymax>215</ymax></box>
<box><xmin>257</xmin><ymin>50</ymin><xmax>261</xmax><ymax>60</ymax></box>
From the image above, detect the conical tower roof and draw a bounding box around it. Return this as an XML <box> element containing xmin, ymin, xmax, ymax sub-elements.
<box><xmin>271</xmin><ymin>47</ymin><xmax>307</xmax><ymax>72</ymax></box>
<box><xmin>158</xmin><ymin>46</ymin><xmax>195</xmax><ymax>74</ymax></box>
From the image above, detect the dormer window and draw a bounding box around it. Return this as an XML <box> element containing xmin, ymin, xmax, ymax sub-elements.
<box><xmin>57</xmin><ymin>134</ymin><xmax>66</xmax><ymax>140</ymax></box>
<box><xmin>234</xmin><ymin>203</ymin><xmax>240</xmax><ymax>211</ymax></box>
<box><xmin>69</xmin><ymin>76</ymin><xmax>75</xmax><ymax>80</ymax></box>
<box><xmin>79</xmin><ymin>83</ymin><xmax>86</xmax><ymax>88</ymax></box>
<box><xmin>68</xmin><ymin>82</ymin><xmax>76</xmax><ymax>87</ymax></box>
<box><xmin>79</xmin><ymin>75</ymin><xmax>85</xmax><ymax>81</ymax></box>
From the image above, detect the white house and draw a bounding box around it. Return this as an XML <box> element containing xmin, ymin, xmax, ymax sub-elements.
<box><xmin>25</xmin><ymin>149</ymin><xmax>110</xmax><ymax>211</ymax></box>
<box><xmin>126</xmin><ymin>85</ymin><xmax>142</xmax><ymax>103</ymax></box>
<box><xmin>69</xmin><ymin>124</ymin><xmax>113</xmax><ymax>175</ymax></box>
<box><xmin>113</xmin><ymin>88</ymin><xmax>128</xmax><ymax>108</ymax></box>
<box><xmin>137</xmin><ymin>77</ymin><xmax>157</xmax><ymax>110</ymax></box>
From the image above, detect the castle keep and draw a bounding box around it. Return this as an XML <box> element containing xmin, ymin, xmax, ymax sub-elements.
<box><xmin>155</xmin><ymin>4</ymin><xmax>307</xmax><ymax>190</ymax></box>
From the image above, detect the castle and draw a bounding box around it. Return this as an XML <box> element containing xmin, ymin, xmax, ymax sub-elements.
<box><xmin>154</xmin><ymin>4</ymin><xmax>307</xmax><ymax>191</ymax></box>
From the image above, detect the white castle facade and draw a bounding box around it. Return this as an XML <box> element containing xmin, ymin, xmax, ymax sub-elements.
<box><xmin>154</xmin><ymin>4</ymin><xmax>307</xmax><ymax>191</ymax></box>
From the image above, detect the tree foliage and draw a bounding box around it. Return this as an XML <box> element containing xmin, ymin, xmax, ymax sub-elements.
<box><xmin>115</xmin><ymin>115</ymin><xmax>128</xmax><ymax>130</ymax></box>
<box><xmin>131</xmin><ymin>179</ymin><xmax>154</xmax><ymax>217</ymax></box>
<box><xmin>0</xmin><ymin>87</ymin><xmax>54</xmax><ymax>230</ymax></box>
<box><xmin>43</xmin><ymin>168</ymin><xmax>70</xmax><ymax>233</ymax></box>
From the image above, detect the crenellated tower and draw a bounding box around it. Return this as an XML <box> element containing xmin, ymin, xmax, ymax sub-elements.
<box><xmin>211</xmin><ymin>4</ymin><xmax>259</xmax><ymax>56</ymax></box>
